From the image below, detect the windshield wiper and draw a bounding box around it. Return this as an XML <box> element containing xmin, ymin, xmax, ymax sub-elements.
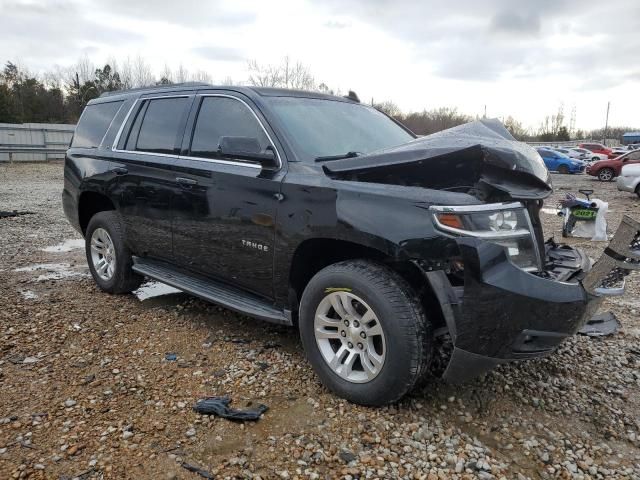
<box><xmin>314</xmin><ymin>151</ymin><xmax>362</xmax><ymax>162</ymax></box>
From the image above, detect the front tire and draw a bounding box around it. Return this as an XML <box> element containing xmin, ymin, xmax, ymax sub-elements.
<box><xmin>558</xmin><ymin>164</ymin><xmax>570</xmax><ymax>174</ymax></box>
<box><xmin>85</xmin><ymin>211</ymin><xmax>143</xmax><ymax>294</ymax></box>
<box><xmin>598</xmin><ymin>168</ymin><xmax>614</xmax><ymax>181</ymax></box>
<box><xmin>299</xmin><ymin>260</ymin><xmax>432</xmax><ymax>406</ymax></box>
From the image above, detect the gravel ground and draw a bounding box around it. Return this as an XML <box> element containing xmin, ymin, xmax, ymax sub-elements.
<box><xmin>1</xmin><ymin>162</ymin><xmax>639</xmax><ymax>480</ymax></box>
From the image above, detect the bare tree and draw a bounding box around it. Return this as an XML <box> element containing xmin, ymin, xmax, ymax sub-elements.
<box><xmin>374</xmin><ymin>100</ymin><xmax>402</xmax><ymax>118</ymax></box>
<box><xmin>247</xmin><ymin>56</ymin><xmax>320</xmax><ymax>90</ymax></box>
<box><xmin>131</xmin><ymin>55</ymin><xmax>154</xmax><ymax>88</ymax></box>
<box><xmin>504</xmin><ymin>116</ymin><xmax>529</xmax><ymax>140</ymax></box>
<box><xmin>119</xmin><ymin>57</ymin><xmax>134</xmax><ymax>89</ymax></box>
<box><xmin>220</xmin><ymin>76</ymin><xmax>236</xmax><ymax>86</ymax></box>
<box><xmin>175</xmin><ymin>64</ymin><xmax>189</xmax><ymax>83</ymax></box>
<box><xmin>247</xmin><ymin>59</ymin><xmax>282</xmax><ymax>87</ymax></box>
<box><xmin>74</xmin><ymin>55</ymin><xmax>94</xmax><ymax>84</ymax></box>
<box><xmin>191</xmin><ymin>70</ymin><xmax>212</xmax><ymax>83</ymax></box>
<box><xmin>159</xmin><ymin>64</ymin><xmax>174</xmax><ymax>84</ymax></box>
<box><xmin>281</xmin><ymin>56</ymin><xmax>315</xmax><ymax>90</ymax></box>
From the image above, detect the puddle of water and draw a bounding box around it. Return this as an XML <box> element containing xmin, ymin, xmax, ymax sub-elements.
<box><xmin>42</xmin><ymin>239</ymin><xmax>84</xmax><ymax>253</ymax></box>
<box><xmin>20</xmin><ymin>290</ymin><xmax>38</xmax><ymax>300</ymax></box>
<box><xmin>134</xmin><ymin>281</ymin><xmax>182</xmax><ymax>301</ymax></box>
<box><xmin>14</xmin><ymin>263</ymin><xmax>89</xmax><ymax>281</ymax></box>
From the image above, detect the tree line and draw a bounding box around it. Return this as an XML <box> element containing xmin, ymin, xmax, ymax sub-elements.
<box><xmin>0</xmin><ymin>56</ymin><xmax>636</xmax><ymax>143</ymax></box>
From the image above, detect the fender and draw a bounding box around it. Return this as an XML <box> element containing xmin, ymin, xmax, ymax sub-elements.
<box><xmin>62</xmin><ymin>150</ymin><xmax>117</xmax><ymax>234</ymax></box>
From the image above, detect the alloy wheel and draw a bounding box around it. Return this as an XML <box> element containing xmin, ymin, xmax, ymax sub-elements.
<box><xmin>313</xmin><ymin>291</ymin><xmax>386</xmax><ymax>383</ymax></box>
<box><xmin>90</xmin><ymin>227</ymin><xmax>116</xmax><ymax>280</ymax></box>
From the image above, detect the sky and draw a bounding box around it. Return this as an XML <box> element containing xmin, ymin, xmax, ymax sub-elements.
<box><xmin>1</xmin><ymin>0</ymin><xmax>638</xmax><ymax>131</ymax></box>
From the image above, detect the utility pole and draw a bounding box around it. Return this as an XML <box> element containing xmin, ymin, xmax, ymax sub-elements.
<box><xmin>483</xmin><ymin>105</ymin><xmax>487</xmax><ymax>119</ymax></box>
<box><xmin>603</xmin><ymin>101</ymin><xmax>610</xmax><ymax>145</ymax></box>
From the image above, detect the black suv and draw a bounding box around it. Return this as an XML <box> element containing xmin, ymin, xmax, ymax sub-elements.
<box><xmin>63</xmin><ymin>83</ymin><xmax>639</xmax><ymax>406</ymax></box>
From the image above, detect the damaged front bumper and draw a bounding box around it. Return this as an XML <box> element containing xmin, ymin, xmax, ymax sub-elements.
<box><xmin>422</xmin><ymin>215</ymin><xmax>640</xmax><ymax>383</ymax></box>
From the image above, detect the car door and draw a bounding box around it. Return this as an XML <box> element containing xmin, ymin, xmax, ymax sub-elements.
<box><xmin>539</xmin><ymin>149</ymin><xmax>557</xmax><ymax>170</ymax></box>
<box><xmin>110</xmin><ymin>94</ymin><xmax>194</xmax><ymax>261</ymax></box>
<box><xmin>171</xmin><ymin>92</ymin><xmax>286</xmax><ymax>299</ymax></box>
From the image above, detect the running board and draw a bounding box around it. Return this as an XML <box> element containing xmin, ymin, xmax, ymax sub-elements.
<box><xmin>132</xmin><ymin>257</ymin><xmax>290</xmax><ymax>325</ymax></box>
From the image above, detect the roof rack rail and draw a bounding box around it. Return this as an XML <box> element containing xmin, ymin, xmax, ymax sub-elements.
<box><xmin>100</xmin><ymin>82</ymin><xmax>211</xmax><ymax>97</ymax></box>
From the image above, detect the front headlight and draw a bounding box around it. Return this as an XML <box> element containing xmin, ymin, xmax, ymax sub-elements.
<box><xmin>431</xmin><ymin>202</ymin><xmax>542</xmax><ymax>271</ymax></box>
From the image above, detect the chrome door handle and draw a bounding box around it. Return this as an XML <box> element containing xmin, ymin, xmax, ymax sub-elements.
<box><xmin>176</xmin><ymin>177</ymin><xmax>198</xmax><ymax>185</ymax></box>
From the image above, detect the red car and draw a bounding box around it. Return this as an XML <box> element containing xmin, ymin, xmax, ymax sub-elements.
<box><xmin>586</xmin><ymin>149</ymin><xmax>640</xmax><ymax>181</ymax></box>
<box><xmin>579</xmin><ymin>142</ymin><xmax>613</xmax><ymax>158</ymax></box>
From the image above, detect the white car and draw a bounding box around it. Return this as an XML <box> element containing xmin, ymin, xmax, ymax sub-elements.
<box><xmin>572</xmin><ymin>148</ymin><xmax>607</xmax><ymax>162</ymax></box>
<box><xmin>611</xmin><ymin>148</ymin><xmax>629</xmax><ymax>157</ymax></box>
<box><xmin>552</xmin><ymin>147</ymin><xmax>587</xmax><ymax>160</ymax></box>
<box><xmin>616</xmin><ymin>164</ymin><xmax>640</xmax><ymax>197</ymax></box>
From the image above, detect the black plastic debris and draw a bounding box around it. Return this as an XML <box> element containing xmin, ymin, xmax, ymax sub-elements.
<box><xmin>578</xmin><ymin>312</ymin><xmax>620</xmax><ymax>337</ymax></box>
<box><xmin>181</xmin><ymin>462</ymin><xmax>214</xmax><ymax>479</ymax></box>
<box><xmin>0</xmin><ymin>210</ymin><xmax>34</xmax><ymax>219</ymax></box>
<box><xmin>193</xmin><ymin>396</ymin><xmax>268</xmax><ymax>421</ymax></box>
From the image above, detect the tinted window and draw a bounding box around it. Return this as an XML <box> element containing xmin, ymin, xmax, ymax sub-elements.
<box><xmin>72</xmin><ymin>101</ymin><xmax>123</xmax><ymax>148</ymax></box>
<box><xmin>190</xmin><ymin>97</ymin><xmax>270</xmax><ymax>159</ymax></box>
<box><xmin>135</xmin><ymin>97</ymin><xmax>189</xmax><ymax>154</ymax></box>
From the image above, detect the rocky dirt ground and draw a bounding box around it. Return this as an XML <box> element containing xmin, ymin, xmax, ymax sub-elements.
<box><xmin>0</xmin><ymin>162</ymin><xmax>639</xmax><ymax>480</ymax></box>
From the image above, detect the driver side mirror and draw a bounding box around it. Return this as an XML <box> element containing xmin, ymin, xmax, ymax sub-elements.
<box><xmin>218</xmin><ymin>136</ymin><xmax>278</xmax><ymax>170</ymax></box>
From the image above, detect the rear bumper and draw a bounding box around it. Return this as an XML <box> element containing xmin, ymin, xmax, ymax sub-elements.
<box><xmin>422</xmin><ymin>215</ymin><xmax>640</xmax><ymax>382</ymax></box>
<box><xmin>62</xmin><ymin>188</ymin><xmax>82</xmax><ymax>234</ymax></box>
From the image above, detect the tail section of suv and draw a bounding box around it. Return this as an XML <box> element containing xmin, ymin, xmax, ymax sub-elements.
<box><xmin>63</xmin><ymin>84</ymin><xmax>640</xmax><ymax>405</ymax></box>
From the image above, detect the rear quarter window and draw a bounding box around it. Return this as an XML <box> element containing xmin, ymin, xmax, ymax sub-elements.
<box><xmin>72</xmin><ymin>101</ymin><xmax>124</xmax><ymax>148</ymax></box>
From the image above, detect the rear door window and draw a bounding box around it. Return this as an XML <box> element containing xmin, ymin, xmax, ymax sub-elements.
<box><xmin>189</xmin><ymin>96</ymin><xmax>270</xmax><ymax>160</ymax></box>
<box><xmin>131</xmin><ymin>97</ymin><xmax>190</xmax><ymax>154</ymax></box>
<box><xmin>72</xmin><ymin>101</ymin><xmax>123</xmax><ymax>148</ymax></box>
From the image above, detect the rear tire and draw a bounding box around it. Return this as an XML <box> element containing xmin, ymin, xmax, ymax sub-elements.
<box><xmin>85</xmin><ymin>211</ymin><xmax>143</xmax><ymax>294</ymax></box>
<box><xmin>299</xmin><ymin>260</ymin><xmax>432</xmax><ymax>406</ymax></box>
<box><xmin>636</xmin><ymin>185</ymin><xmax>640</xmax><ymax>199</ymax></box>
<box><xmin>598</xmin><ymin>168</ymin><xmax>614</xmax><ymax>181</ymax></box>
<box><xmin>558</xmin><ymin>165</ymin><xmax>570</xmax><ymax>174</ymax></box>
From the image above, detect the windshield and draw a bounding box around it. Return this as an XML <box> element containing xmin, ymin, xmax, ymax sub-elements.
<box><xmin>265</xmin><ymin>97</ymin><xmax>414</xmax><ymax>162</ymax></box>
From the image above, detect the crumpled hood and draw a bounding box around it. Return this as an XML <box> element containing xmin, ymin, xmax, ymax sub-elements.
<box><xmin>323</xmin><ymin>119</ymin><xmax>552</xmax><ymax>200</ymax></box>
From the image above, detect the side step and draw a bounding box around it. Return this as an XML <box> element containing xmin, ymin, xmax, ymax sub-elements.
<box><xmin>132</xmin><ymin>257</ymin><xmax>290</xmax><ymax>325</ymax></box>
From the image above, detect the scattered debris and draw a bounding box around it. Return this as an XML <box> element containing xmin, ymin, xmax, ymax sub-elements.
<box><xmin>579</xmin><ymin>312</ymin><xmax>620</xmax><ymax>337</ymax></box>
<box><xmin>225</xmin><ymin>337</ymin><xmax>250</xmax><ymax>344</ymax></box>
<box><xmin>193</xmin><ymin>396</ymin><xmax>268</xmax><ymax>421</ymax></box>
<box><xmin>165</xmin><ymin>352</ymin><xmax>177</xmax><ymax>361</ymax></box>
<box><xmin>181</xmin><ymin>461</ymin><xmax>215</xmax><ymax>479</ymax></box>
<box><xmin>20</xmin><ymin>290</ymin><xmax>37</xmax><ymax>300</ymax></box>
<box><xmin>339</xmin><ymin>449</ymin><xmax>357</xmax><ymax>463</ymax></box>
<box><xmin>0</xmin><ymin>210</ymin><xmax>34</xmax><ymax>219</ymax></box>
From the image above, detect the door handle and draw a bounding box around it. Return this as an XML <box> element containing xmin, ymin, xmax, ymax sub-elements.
<box><xmin>111</xmin><ymin>166</ymin><xmax>128</xmax><ymax>175</ymax></box>
<box><xmin>176</xmin><ymin>177</ymin><xmax>198</xmax><ymax>186</ymax></box>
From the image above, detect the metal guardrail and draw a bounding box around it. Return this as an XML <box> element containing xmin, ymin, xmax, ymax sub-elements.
<box><xmin>0</xmin><ymin>146</ymin><xmax>68</xmax><ymax>162</ymax></box>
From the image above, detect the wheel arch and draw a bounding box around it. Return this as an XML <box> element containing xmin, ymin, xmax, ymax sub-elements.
<box><xmin>287</xmin><ymin>237</ymin><xmax>446</xmax><ymax>330</ymax></box>
<box><xmin>78</xmin><ymin>191</ymin><xmax>116</xmax><ymax>235</ymax></box>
